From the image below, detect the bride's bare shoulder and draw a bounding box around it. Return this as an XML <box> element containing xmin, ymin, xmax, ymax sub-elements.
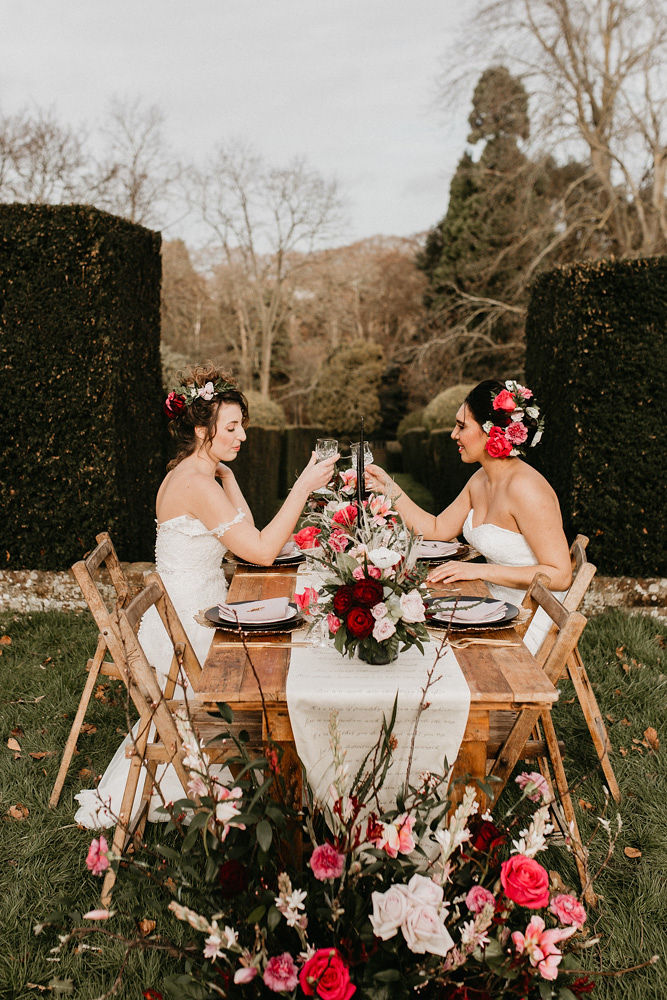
<box><xmin>508</xmin><ymin>461</ymin><xmax>559</xmax><ymax>505</ymax></box>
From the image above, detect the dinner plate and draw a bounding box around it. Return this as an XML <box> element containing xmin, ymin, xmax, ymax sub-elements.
<box><xmin>217</xmin><ymin>602</ymin><xmax>298</xmax><ymax>626</ymax></box>
<box><xmin>424</xmin><ymin>597</ymin><xmax>519</xmax><ymax>631</ymax></box>
<box><xmin>416</xmin><ymin>542</ymin><xmax>469</xmax><ymax>563</ymax></box>
<box><xmin>235</xmin><ymin>551</ymin><xmax>306</xmax><ymax>568</ymax></box>
<box><xmin>205</xmin><ymin>603</ymin><xmax>305</xmax><ymax>632</ymax></box>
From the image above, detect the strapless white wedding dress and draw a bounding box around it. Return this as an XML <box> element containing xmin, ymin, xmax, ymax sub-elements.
<box><xmin>462</xmin><ymin>510</ymin><xmax>565</xmax><ymax>656</ymax></box>
<box><xmin>74</xmin><ymin>512</ymin><xmax>244</xmax><ymax>829</ymax></box>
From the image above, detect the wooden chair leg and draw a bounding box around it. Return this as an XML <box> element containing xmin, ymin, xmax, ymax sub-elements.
<box><xmin>50</xmin><ymin>634</ymin><xmax>107</xmax><ymax>808</ymax></box>
<box><xmin>541</xmin><ymin>711</ymin><xmax>596</xmax><ymax>907</ymax></box>
<box><xmin>567</xmin><ymin>647</ymin><xmax>621</xmax><ymax>803</ymax></box>
<box><xmin>488</xmin><ymin>708</ymin><xmax>542</xmax><ymax>804</ymax></box>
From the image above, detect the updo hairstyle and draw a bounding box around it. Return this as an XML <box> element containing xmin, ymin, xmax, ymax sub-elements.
<box><xmin>464</xmin><ymin>379</ymin><xmax>541</xmax><ymax>447</ymax></box>
<box><xmin>167</xmin><ymin>362</ymin><xmax>249</xmax><ymax>470</ymax></box>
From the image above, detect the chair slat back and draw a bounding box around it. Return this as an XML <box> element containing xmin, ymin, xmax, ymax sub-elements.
<box><xmin>75</xmin><ymin>531</ymin><xmax>132</xmax><ymax>611</ymax></box>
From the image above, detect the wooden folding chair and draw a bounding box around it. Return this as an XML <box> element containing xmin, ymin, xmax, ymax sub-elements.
<box><xmin>488</xmin><ymin>579</ymin><xmax>596</xmax><ymax>904</ymax></box>
<box><xmin>517</xmin><ymin>536</ymin><xmax>620</xmax><ymax>803</ymax></box>
<box><xmin>49</xmin><ymin>532</ymin><xmax>133</xmax><ymax>808</ymax></box>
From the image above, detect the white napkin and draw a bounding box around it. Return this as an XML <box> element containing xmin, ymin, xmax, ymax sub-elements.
<box><xmin>431</xmin><ymin>599</ymin><xmax>506</xmax><ymax>624</ymax></box>
<box><xmin>218</xmin><ymin>597</ymin><xmax>291</xmax><ymax>623</ymax></box>
<box><xmin>417</xmin><ymin>540</ymin><xmax>460</xmax><ymax>557</ymax></box>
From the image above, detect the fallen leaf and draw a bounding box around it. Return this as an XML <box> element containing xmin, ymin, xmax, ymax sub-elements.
<box><xmin>615</xmin><ymin>645</ymin><xmax>625</xmax><ymax>658</ymax></box>
<box><xmin>605</xmin><ymin>714</ymin><xmax>615</xmax><ymax>723</ymax></box>
<box><xmin>7</xmin><ymin>803</ymin><xmax>29</xmax><ymax>820</ymax></box>
<box><xmin>11</xmin><ymin>726</ymin><xmax>24</xmax><ymax>737</ymax></box>
<box><xmin>29</xmin><ymin>751</ymin><xmax>53</xmax><ymax>760</ymax></box>
<box><xmin>0</xmin><ymin>635</ymin><xmax>11</xmax><ymax>645</ymax></box>
<box><xmin>7</xmin><ymin>737</ymin><xmax>21</xmax><ymax>752</ymax></box>
<box><xmin>578</xmin><ymin>798</ymin><xmax>594</xmax><ymax>811</ymax></box>
<box><xmin>78</xmin><ymin>768</ymin><xmax>94</xmax><ymax>779</ymax></box>
<box><xmin>80</xmin><ymin>723</ymin><xmax>97</xmax><ymax>735</ymax></box>
<box><xmin>619</xmin><ymin>747</ymin><xmax>628</xmax><ymax>756</ymax></box>
<box><xmin>26</xmin><ymin>985</ymin><xmax>48</xmax><ymax>993</ymax></box>
<box><xmin>624</xmin><ymin>846</ymin><xmax>642</xmax><ymax>859</ymax></box>
<box><xmin>621</xmin><ymin>718</ymin><xmax>631</xmax><ymax>726</ymax></box>
<box><xmin>138</xmin><ymin>918</ymin><xmax>156</xmax><ymax>936</ymax></box>
<box><xmin>644</xmin><ymin>727</ymin><xmax>659</xmax><ymax>751</ymax></box>
<box><xmin>41</xmin><ymin>656</ymin><xmax>52</xmax><ymax>666</ymax></box>
<box><xmin>620</xmin><ymin>662</ymin><xmax>630</xmax><ymax>674</ymax></box>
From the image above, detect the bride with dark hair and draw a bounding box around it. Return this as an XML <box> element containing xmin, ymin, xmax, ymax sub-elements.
<box><xmin>365</xmin><ymin>379</ymin><xmax>571</xmax><ymax>654</ymax></box>
<box><xmin>75</xmin><ymin>363</ymin><xmax>338</xmax><ymax>829</ymax></box>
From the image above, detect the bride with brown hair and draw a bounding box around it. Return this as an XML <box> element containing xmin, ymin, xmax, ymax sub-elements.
<box><xmin>365</xmin><ymin>379</ymin><xmax>571</xmax><ymax>655</ymax></box>
<box><xmin>75</xmin><ymin>363</ymin><xmax>337</xmax><ymax>829</ymax></box>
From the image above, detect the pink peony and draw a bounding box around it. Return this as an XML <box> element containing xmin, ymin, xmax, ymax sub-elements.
<box><xmin>505</xmin><ymin>422</ymin><xmax>528</xmax><ymax>445</ymax></box>
<box><xmin>512</xmin><ymin>915</ymin><xmax>576</xmax><ymax>980</ymax></box>
<box><xmin>294</xmin><ymin>587</ymin><xmax>319</xmax><ymax>612</ymax></box>
<box><xmin>86</xmin><ymin>836</ymin><xmax>110</xmax><ymax>875</ymax></box>
<box><xmin>327</xmin><ymin>613</ymin><xmax>342</xmax><ymax>635</ymax></box>
<box><xmin>549</xmin><ymin>893</ymin><xmax>587</xmax><ymax>928</ymax></box>
<box><xmin>500</xmin><ymin>854</ymin><xmax>550</xmax><ymax>908</ymax></box>
<box><xmin>310</xmin><ymin>842</ymin><xmax>345</xmax><ymax>881</ymax></box>
<box><xmin>493</xmin><ymin>389</ymin><xmax>516</xmax><ymax>412</ymax></box>
<box><xmin>294</xmin><ymin>526</ymin><xmax>321</xmax><ymax>550</ymax></box>
<box><xmin>515</xmin><ymin>770</ymin><xmax>550</xmax><ymax>803</ymax></box>
<box><xmin>263</xmin><ymin>952</ymin><xmax>299</xmax><ymax>992</ymax></box>
<box><xmin>465</xmin><ymin>885</ymin><xmax>496</xmax><ymax>914</ymax></box>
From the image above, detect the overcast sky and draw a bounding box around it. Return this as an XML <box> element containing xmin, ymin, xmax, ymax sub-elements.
<box><xmin>0</xmin><ymin>0</ymin><xmax>479</xmax><ymax>246</ymax></box>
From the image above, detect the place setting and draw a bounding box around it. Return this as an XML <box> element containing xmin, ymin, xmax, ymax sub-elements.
<box><xmin>415</xmin><ymin>538</ymin><xmax>470</xmax><ymax>562</ymax></box>
<box><xmin>232</xmin><ymin>538</ymin><xmax>306</xmax><ymax>569</ymax></box>
<box><xmin>424</xmin><ymin>595</ymin><xmax>522</xmax><ymax>647</ymax></box>
<box><xmin>203</xmin><ymin>595</ymin><xmax>305</xmax><ymax>634</ymax></box>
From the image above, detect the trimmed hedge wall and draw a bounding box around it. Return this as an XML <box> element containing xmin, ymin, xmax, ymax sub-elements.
<box><xmin>0</xmin><ymin>204</ymin><xmax>164</xmax><ymax>569</ymax></box>
<box><xmin>428</xmin><ymin>432</ymin><xmax>476</xmax><ymax>512</ymax></box>
<box><xmin>280</xmin><ymin>425</ymin><xmax>326</xmax><ymax>499</ymax></box>
<box><xmin>232</xmin><ymin>428</ymin><xmax>284</xmax><ymax>529</ymax></box>
<box><xmin>526</xmin><ymin>256</ymin><xmax>666</xmax><ymax>576</ymax></box>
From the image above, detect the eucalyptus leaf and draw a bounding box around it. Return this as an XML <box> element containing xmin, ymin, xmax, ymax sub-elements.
<box><xmin>256</xmin><ymin>819</ymin><xmax>273</xmax><ymax>852</ymax></box>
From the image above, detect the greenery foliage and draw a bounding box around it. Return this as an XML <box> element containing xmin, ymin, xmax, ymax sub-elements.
<box><xmin>0</xmin><ymin>204</ymin><xmax>164</xmax><ymax>569</ymax></box>
<box><xmin>245</xmin><ymin>390</ymin><xmax>287</xmax><ymax>429</ymax></box>
<box><xmin>526</xmin><ymin>256</ymin><xmax>666</xmax><ymax>575</ymax></box>
<box><xmin>160</xmin><ymin>342</ymin><xmax>191</xmax><ymax>392</ymax></box>
<box><xmin>309</xmin><ymin>340</ymin><xmax>384</xmax><ymax>435</ymax></box>
<box><xmin>422</xmin><ymin>383</ymin><xmax>477</xmax><ymax>431</ymax></box>
<box><xmin>396</xmin><ymin>409</ymin><xmax>426</xmax><ymax>439</ymax></box>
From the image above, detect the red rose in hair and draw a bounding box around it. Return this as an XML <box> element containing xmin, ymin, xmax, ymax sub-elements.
<box><xmin>351</xmin><ymin>579</ymin><xmax>384</xmax><ymax>607</ymax></box>
<box><xmin>299</xmin><ymin>947</ymin><xmax>356</xmax><ymax>999</ymax></box>
<box><xmin>163</xmin><ymin>391</ymin><xmax>186</xmax><ymax>419</ymax></box>
<box><xmin>333</xmin><ymin>585</ymin><xmax>355</xmax><ymax>615</ymax></box>
<box><xmin>346</xmin><ymin>607</ymin><xmax>374</xmax><ymax>639</ymax></box>
<box><xmin>485</xmin><ymin>426</ymin><xmax>513</xmax><ymax>459</ymax></box>
<box><xmin>492</xmin><ymin>388</ymin><xmax>516</xmax><ymax>412</ymax></box>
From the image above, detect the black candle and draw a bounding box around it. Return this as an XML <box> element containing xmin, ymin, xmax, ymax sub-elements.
<box><xmin>356</xmin><ymin>416</ymin><xmax>365</xmax><ymax>518</ymax></box>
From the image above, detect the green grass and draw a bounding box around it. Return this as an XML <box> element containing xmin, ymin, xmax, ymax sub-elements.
<box><xmin>0</xmin><ymin>607</ymin><xmax>664</xmax><ymax>998</ymax></box>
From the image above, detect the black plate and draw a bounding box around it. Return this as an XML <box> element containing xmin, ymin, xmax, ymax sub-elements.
<box><xmin>424</xmin><ymin>597</ymin><xmax>519</xmax><ymax>631</ymax></box>
<box><xmin>416</xmin><ymin>543</ymin><xmax>470</xmax><ymax>564</ymax></box>
<box><xmin>234</xmin><ymin>551</ymin><xmax>306</xmax><ymax>568</ymax></box>
<box><xmin>204</xmin><ymin>602</ymin><xmax>305</xmax><ymax>632</ymax></box>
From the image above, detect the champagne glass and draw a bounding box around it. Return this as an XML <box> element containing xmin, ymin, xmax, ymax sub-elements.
<box><xmin>315</xmin><ymin>437</ymin><xmax>338</xmax><ymax>461</ymax></box>
<box><xmin>350</xmin><ymin>441</ymin><xmax>373</xmax><ymax>467</ymax></box>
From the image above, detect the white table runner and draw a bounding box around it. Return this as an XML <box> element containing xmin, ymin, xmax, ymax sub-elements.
<box><xmin>286</xmin><ymin>567</ymin><xmax>471</xmax><ymax>811</ymax></box>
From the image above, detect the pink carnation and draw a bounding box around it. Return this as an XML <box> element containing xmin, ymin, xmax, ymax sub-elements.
<box><xmin>516</xmin><ymin>383</ymin><xmax>533</xmax><ymax>399</ymax></box>
<box><xmin>515</xmin><ymin>770</ymin><xmax>550</xmax><ymax>803</ymax></box>
<box><xmin>263</xmin><ymin>953</ymin><xmax>299</xmax><ymax>992</ymax></box>
<box><xmin>549</xmin><ymin>893</ymin><xmax>587</xmax><ymax>928</ymax></box>
<box><xmin>329</xmin><ymin>529</ymin><xmax>351</xmax><ymax>552</ymax></box>
<box><xmin>85</xmin><ymin>836</ymin><xmax>110</xmax><ymax>875</ymax></box>
<box><xmin>310</xmin><ymin>842</ymin><xmax>345</xmax><ymax>880</ymax></box>
<box><xmin>327</xmin><ymin>613</ymin><xmax>342</xmax><ymax>635</ymax></box>
<box><xmin>465</xmin><ymin>885</ymin><xmax>496</xmax><ymax>914</ymax></box>
<box><xmin>294</xmin><ymin>526</ymin><xmax>321</xmax><ymax>549</ymax></box>
<box><xmin>505</xmin><ymin>422</ymin><xmax>528</xmax><ymax>445</ymax></box>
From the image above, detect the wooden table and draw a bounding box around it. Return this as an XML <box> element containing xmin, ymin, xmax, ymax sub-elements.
<box><xmin>194</xmin><ymin>564</ymin><xmax>558</xmax><ymax>810</ymax></box>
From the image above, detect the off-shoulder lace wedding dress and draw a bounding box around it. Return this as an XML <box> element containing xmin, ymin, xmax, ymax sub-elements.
<box><xmin>462</xmin><ymin>510</ymin><xmax>566</xmax><ymax>656</ymax></box>
<box><xmin>74</xmin><ymin>512</ymin><xmax>243</xmax><ymax>829</ymax></box>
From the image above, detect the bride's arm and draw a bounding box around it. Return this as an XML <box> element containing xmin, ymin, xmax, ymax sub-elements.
<box><xmin>364</xmin><ymin>463</ymin><xmax>471</xmax><ymax>540</ymax></box>
<box><xmin>195</xmin><ymin>453</ymin><xmax>338</xmax><ymax>565</ymax></box>
<box><xmin>215</xmin><ymin>463</ymin><xmax>254</xmax><ymax>526</ymax></box>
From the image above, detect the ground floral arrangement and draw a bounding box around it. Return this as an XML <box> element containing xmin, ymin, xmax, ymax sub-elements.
<box><xmin>37</xmin><ymin>706</ymin><xmax>620</xmax><ymax>1000</ymax></box>
<box><xmin>293</xmin><ymin>479</ymin><xmax>430</xmax><ymax>665</ymax></box>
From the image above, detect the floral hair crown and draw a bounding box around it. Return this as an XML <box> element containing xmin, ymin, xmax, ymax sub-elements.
<box><xmin>163</xmin><ymin>377</ymin><xmax>238</xmax><ymax>420</ymax></box>
<box><xmin>482</xmin><ymin>381</ymin><xmax>544</xmax><ymax>458</ymax></box>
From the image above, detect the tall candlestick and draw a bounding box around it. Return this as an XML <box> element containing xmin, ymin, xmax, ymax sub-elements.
<box><xmin>356</xmin><ymin>416</ymin><xmax>365</xmax><ymax>520</ymax></box>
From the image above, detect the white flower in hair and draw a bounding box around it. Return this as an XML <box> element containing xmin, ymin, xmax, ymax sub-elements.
<box><xmin>526</xmin><ymin>406</ymin><xmax>540</xmax><ymax>419</ymax></box>
<box><xmin>482</xmin><ymin>421</ymin><xmax>493</xmax><ymax>433</ymax></box>
<box><xmin>510</xmin><ymin>410</ymin><xmax>524</xmax><ymax>422</ymax></box>
<box><xmin>531</xmin><ymin>430</ymin><xmax>543</xmax><ymax>446</ymax></box>
<box><xmin>198</xmin><ymin>381</ymin><xmax>215</xmax><ymax>400</ymax></box>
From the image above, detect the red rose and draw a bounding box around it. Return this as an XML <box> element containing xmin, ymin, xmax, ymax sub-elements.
<box><xmin>332</xmin><ymin>504</ymin><xmax>358</xmax><ymax>526</ymax></box>
<box><xmin>485</xmin><ymin>426</ymin><xmax>513</xmax><ymax>459</ymax></box>
<box><xmin>333</xmin><ymin>585</ymin><xmax>355</xmax><ymax>615</ymax></box>
<box><xmin>492</xmin><ymin>389</ymin><xmax>516</xmax><ymax>412</ymax></box>
<box><xmin>346</xmin><ymin>607</ymin><xmax>374</xmax><ymax>639</ymax></box>
<box><xmin>299</xmin><ymin>947</ymin><xmax>356</xmax><ymax>999</ymax></box>
<box><xmin>500</xmin><ymin>853</ymin><xmax>550</xmax><ymax>908</ymax></box>
<box><xmin>294</xmin><ymin>526</ymin><xmax>321</xmax><ymax>549</ymax></box>
<box><xmin>143</xmin><ymin>991</ymin><xmax>164</xmax><ymax>1000</ymax></box>
<box><xmin>470</xmin><ymin>819</ymin><xmax>505</xmax><ymax>859</ymax></box>
<box><xmin>163</xmin><ymin>391</ymin><xmax>186</xmax><ymax>419</ymax></box>
<box><xmin>218</xmin><ymin>858</ymin><xmax>248</xmax><ymax>898</ymax></box>
<box><xmin>351</xmin><ymin>579</ymin><xmax>384</xmax><ymax>607</ymax></box>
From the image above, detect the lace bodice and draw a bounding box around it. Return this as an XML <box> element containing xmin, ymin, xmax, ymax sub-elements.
<box><xmin>462</xmin><ymin>509</ymin><xmax>565</xmax><ymax>655</ymax></box>
<box><xmin>155</xmin><ymin>512</ymin><xmax>243</xmax><ymax>578</ymax></box>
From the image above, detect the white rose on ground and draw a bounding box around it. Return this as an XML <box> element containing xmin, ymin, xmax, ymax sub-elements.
<box><xmin>400</xmin><ymin>590</ymin><xmax>426</xmax><ymax>623</ymax></box>
<box><xmin>401</xmin><ymin>904</ymin><xmax>454</xmax><ymax>956</ymax></box>
<box><xmin>369</xmin><ymin>885</ymin><xmax>410</xmax><ymax>940</ymax></box>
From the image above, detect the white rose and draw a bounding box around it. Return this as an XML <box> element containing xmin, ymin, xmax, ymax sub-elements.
<box><xmin>510</xmin><ymin>409</ymin><xmax>524</xmax><ymax>421</ymax></box>
<box><xmin>371</xmin><ymin>602</ymin><xmax>388</xmax><ymax>620</ymax></box>
<box><xmin>401</xmin><ymin>904</ymin><xmax>454</xmax><ymax>957</ymax></box>
<box><xmin>373</xmin><ymin>616</ymin><xmax>396</xmax><ymax>642</ymax></box>
<box><xmin>369</xmin><ymin>885</ymin><xmax>410</xmax><ymax>940</ymax></box>
<box><xmin>405</xmin><ymin>873</ymin><xmax>444</xmax><ymax>909</ymax></box>
<box><xmin>368</xmin><ymin>546</ymin><xmax>402</xmax><ymax>569</ymax></box>
<box><xmin>400</xmin><ymin>590</ymin><xmax>426</xmax><ymax>623</ymax></box>
<box><xmin>482</xmin><ymin>420</ymin><xmax>493</xmax><ymax>433</ymax></box>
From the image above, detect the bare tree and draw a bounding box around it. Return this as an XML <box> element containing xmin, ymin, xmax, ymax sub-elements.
<box><xmin>190</xmin><ymin>143</ymin><xmax>344</xmax><ymax>395</ymax></box>
<box><xmin>0</xmin><ymin>106</ymin><xmax>87</xmax><ymax>203</ymax></box>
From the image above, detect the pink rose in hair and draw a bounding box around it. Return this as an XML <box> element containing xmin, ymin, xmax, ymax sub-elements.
<box><xmin>465</xmin><ymin>885</ymin><xmax>496</xmax><ymax>914</ymax></box>
<box><xmin>86</xmin><ymin>836</ymin><xmax>110</xmax><ymax>875</ymax></box>
<box><xmin>506</xmin><ymin>422</ymin><xmax>528</xmax><ymax>445</ymax></box>
<box><xmin>493</xmin><ymin>389</ymin><xmax>516</xmax><ymax>412</ymax></box>
<box><xmin>263</xmin><ymin>953</ymin><xmax>299</xmax><ymax>992</ymax></box>
<box><xmin>549</xmin><ymin>893</ymin><xmax>587</xmax><ymax>928</ymax></box>
<box><xmin>310</xmin><ymin>842</ymin><xmax>345</xmax><ymax>880</ymax></box>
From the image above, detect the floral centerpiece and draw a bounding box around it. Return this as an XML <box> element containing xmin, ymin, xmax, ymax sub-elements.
<box><xmin>294</xmin><ymin>487</ymin><xmax>430</xmax><ymax>665</ymax></box>
<box><xmin>40</xmin><ymin>712</ymin><xmax>615</xmax><ymax>999</ymax></box>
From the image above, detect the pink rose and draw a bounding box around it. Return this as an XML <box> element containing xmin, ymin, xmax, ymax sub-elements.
<box><xmin>372</xmin><ymin>616</ymin><xmax>396</xmax><ymax>642</ymax></box>
<box><xmin>329</xmin><ymin>529</ymin><xmax>350</xmax><ymax>552</ymax></box>
<box><xmin>512</xmin><ymin>915</ymin><xmax>576</xmax><ymax>980</ymax></box>
<box><xmin>399</xmin><ymin>590</ymin><xmax>426</xmax><ymax>623</ymax></box>
<box><xmin>485</xmin><ymin>426</ymin><xmax>513</xmax><ymax>458</ymax></box>
<box><xmin>549</xmin><ymin>893</ymin><xmax>587</xmax><ymax>928</ymax></box>
<box><xmin>294</xmin><ymin>526</ymin><xmax>321</xmax><ymax>549</ymax></box>
<box><xmin>465</xmin><ymin>885</ymin><xmax>496</xmax><ymax>914</ymax></box>
<box><xmin>505</xmin><ymin>422</ymin><xmax>528</xmax><ymax>445</ymax></box>
<box><xmin>515</xmin><ymin>770</ymin><xmax>550</xmax><ymax>803</ymax></box>
<box><xmin>500</xmin><ymin>854</ymin><xmax>550</xmax><ymax>908</ymax></box>
<box><xmin>263</xmin><ymin>953</ymin><xmax>299</xmax><ymax>992</ymax></box>
<box><xmin>372</xmin><ymin>813</ymin><xmax>416</xmax><ymax>858</ymax></box>
<box><xmin>234</xmin><ymin>967</ymin><xmax>258</xmax><ymax>984</ymax></box>
<box><xmin>327</xmin><ymin>613</ymin><xmax>342</xmax><ymax>635</ymax></box>
<box><xmin>493</xmin><ymin>389</ymin><xmax>516</xmax><ymax>412</ymax></box>
<box><xmin>86</xmin><ymin>836</ymin><xmax>110</xmax><ymax>875</ymax></box>
<box><xmin>310</xmin><ymin>842</ymin><xmax>345</xmax><ymax>881</ymax></box>
<box><xmin>299</xmin><ymin>947</ymin><xmax>356</xmax><ymax>999</ymax></box>
<box><xmin>294</xmin><ymin>587</ymin><xmax>319</xmax><ymax>612</ymax></box>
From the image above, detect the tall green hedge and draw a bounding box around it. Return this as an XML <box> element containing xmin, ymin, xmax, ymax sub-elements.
<box><xmin>0</xmin><ymin>204</ymin><xmax>164</xmax><ymax>569</ymax></box>
<box><xmin>232</xmin><ymin>428</ymin><xmax>284</xmax><ymax>529</ymax></box>
<box><xmin>526</xmin><ymin>256</ymin><xmax>666</xmax><ymax>576</ymax></box>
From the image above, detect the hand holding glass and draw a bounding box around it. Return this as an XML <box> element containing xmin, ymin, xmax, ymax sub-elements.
<box><xmin>315</xmin><ymin>438</ymin><xmax>338</xmax><ymax>461</ymax></box>
<box><xmin>351</xmin><ymin>441</ymin><xmax>374</xmax><ymax>467</ymax></box>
